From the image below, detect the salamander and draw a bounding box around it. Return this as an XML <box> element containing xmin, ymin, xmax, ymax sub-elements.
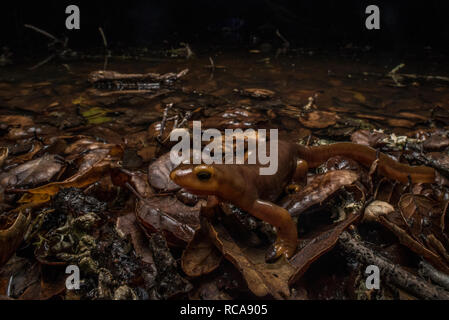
<box><xmin>170</xmin><ymin>140</ymin><xmax>435</xmax><ymax>262</ymax></box>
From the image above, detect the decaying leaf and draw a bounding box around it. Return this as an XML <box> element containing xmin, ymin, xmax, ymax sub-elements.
<box><xmin>136</xmin><ymin>196</ymin><xmax>203</xmax><ymax>246</ymax></box>
<box><xmin>282</xmin><ymin>170</ymin><xmax>360</xmax><ymax>217</ymax></box>
<box><xmin>376</xmin><ymin>194</ymin><xmax>449</xmax><ymax>274</ymax></box>
<box><xmin>17</xmin><ymin>159</ymin><xmax>118</xmax><ymax>207</ymax></box>
<box><xmin>351</xmin><ymin>129</ymin><xmax>388</xmax><ymax>148</ymax></box>
<box><xmin>0</xmin><ymin>147</ymin><xmax>8</xmax><ymax>167</ymax></box>
<box><xmin>116</xmin><ymin>213</ymin><xmax>155</xmax><ymax>265</ymax></box>
<box><xmin>363</xmin><ymin>200</ymin><xmax>395</xmax><ymax>223</ymax></box>
<box><xmin>148</xmin><ymin>152</ymin><xmax>180</xmax><ymax>191</ymax></box>
<box><xmin>240</xmin><ymin>88</ymin><xmax>275</xmax><ymax>99</ymax></box>
<box><xmin>204</xmin><ymin>220</ymin><xmax>295</xmax><ymax>299</ymax></box>
<box><xmin>288</xmin><ymin>212</ymin><xmax>361</xmax><ymax>284</ymax></box>
<box><xmin>182</xmin><ymin>228</ymin><xmax>222</xmax><ymax>277</ymax></box>
<box><xmin>149</xmin><ymin>232</ymin><xmax>192</xmax><ymax>299</ymax></box>
<box><xmin>0</xmin><ymin>154</ymin><xmax>65</xmax><ymax>189</ymax></box>
<box><xmin>299</xmin><ymin>111</ymin><xmax>339</xmax><ymax>129</ymax></box>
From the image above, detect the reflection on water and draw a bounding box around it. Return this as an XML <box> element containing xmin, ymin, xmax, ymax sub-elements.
<box><xmin>0</xmin><ymin>51</ymin><xmax>449</xmax><ymax>157</ymax></box>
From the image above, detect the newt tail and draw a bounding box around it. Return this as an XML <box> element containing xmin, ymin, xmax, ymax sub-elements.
<box><xmin>296</xmin><ymin>142</ymin><xmax>435</xmax><ymax>184</ymax></box>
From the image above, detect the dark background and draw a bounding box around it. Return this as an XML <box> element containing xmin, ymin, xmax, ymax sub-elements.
<box><xmin>1</xmin><ymin>0</ymin><xmax>449</xmax><ymax>56</ymax></box>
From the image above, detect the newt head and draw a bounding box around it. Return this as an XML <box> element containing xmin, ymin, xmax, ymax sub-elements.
<box><xmin>170</xmin><ymin>164</ymin><xmax>221</xmax><ymax>195</ymax></box>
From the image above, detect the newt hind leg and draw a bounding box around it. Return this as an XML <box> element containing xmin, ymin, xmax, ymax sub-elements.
<box><xmin>249</xmin><ymin>199</ymin><xmax>298</xmax><ymax>262</ymax></box>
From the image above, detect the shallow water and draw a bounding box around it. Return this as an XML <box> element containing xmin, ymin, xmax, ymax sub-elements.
<box><xmin>2</xmin><ymin>51</ymin><xmax>449</xmax><ymax>123</ymax></box>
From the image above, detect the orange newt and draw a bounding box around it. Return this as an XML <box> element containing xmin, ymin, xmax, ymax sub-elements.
<box><xmin>170</xmin><ymin>141</ymin><xmax>435</xmax><ymax>262</ymax></box>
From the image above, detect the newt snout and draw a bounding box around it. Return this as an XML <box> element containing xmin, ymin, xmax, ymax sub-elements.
<box><xmin>170</xmin><ymin>164</ymin><xmax>220</xmax><ymax>195</ymax></box>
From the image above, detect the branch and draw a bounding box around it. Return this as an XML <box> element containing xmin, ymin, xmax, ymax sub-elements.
<box><xmin>338</xmin><ymin>231</ymin><xmax>449</xmax><ymax>300</ymax></box>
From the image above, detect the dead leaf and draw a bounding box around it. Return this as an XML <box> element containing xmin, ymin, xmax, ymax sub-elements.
<box><xmin>282</xmin><ymin>170</ymin><xmax>360</xmax><ymax>217</ymax></box>
<box><xmin>136</xmin><ymin>196</ymin><xmax>203</xmax><ymax>246</ymax></box>
<box><xmin>182</xmin><ymin>228</ymin><xmax>222</xmax><ymax>277</ymax></box>
<box><xmin>204</xmin><ymin>220</ymin><xmax>294</xmax><ymax>299</ymax></box>
<box><xmin>289</xmin><ymin>212</ymin><xmax>361</xmax><ymax>284</ymax></box>
<box><xmin>240</xmin><ymin>88</ymin><xmax>275</xmax><ymax>99</ymax></box>
<box><xmin>351</xmin><ymin>129</ymin><xmax>388</xmax><ymax>148</ymax></box>
<box><xmin>16</xmin><ymin>159</ymin><xmax>118</xmax><ymax>207</ymax></box>
<box><xmin>148</xmin><ymin>152</ymin><xmax>180</xmax><ymax>191</ymax></box>
<box><xmin>116</xmin><ymin>213</ymin><xmax>155</xmax><ymax>265</ymax></box>
<box><xmin>0</xmin><ymin>154</ymin><xmax>64</xmax><ymax>189</ymax></box>
<box><xmin>363</xmin><ymin>200</ymin><xmax>395</xmax><ymax>223</ymax></box>
<box><xmin>299</xmin><ymin>111</ymin><xmax>339</xmax><ymax>129</ymax></box>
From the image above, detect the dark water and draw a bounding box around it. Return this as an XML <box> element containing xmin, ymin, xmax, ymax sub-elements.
<box><xmin>1</xmin><ymin>51</ymin><xmax>448</xmax><ymax>136</ymax></box>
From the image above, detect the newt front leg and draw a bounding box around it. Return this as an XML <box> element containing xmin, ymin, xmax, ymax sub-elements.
<box><xmin>249</xmin><ymin>199</ymin><xmax>297</xmax><ymax>261</ymax></box>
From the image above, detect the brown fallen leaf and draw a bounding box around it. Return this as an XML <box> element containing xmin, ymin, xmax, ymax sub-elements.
<box><xmin>351</xmin><ymin>129</ymin><xmax>388</xmax><ymax>148</ymax></box>
<box><xmin>0</xmin><ymin>212</ymin><xmax>31</xmax><ymax>267</ymax></box>
<box><xmin>299</xmin><ymin>111</ymin><xmax>339</xmax><ymax>129</ymax></box>
<box><xmin>204</xmin><ymin>220</ymin><xmax>295</xmax><ymax>299</ymax></box>
<box><xmin>111</xmin><ymin>168</ymin><xmax>154</xmax><ymax>198</ymax></box>
<box><xmin>182</xmin><ymin>227</ymin><xmax>222</xmax><ymax>277</ymax></box>
<box><xmin>376</xmin><ymin>193</ymin><xmax>449</xmax><ymax>273</ymax></box>
<box><xmin>288</xmin><ymin>212</ymin><xmax>361</xmax><ymax>285</ymax></box>
<box><xmin>0</xmin><ymin>147</ymin><xmax>8</xmax><ymax>168</ymax></box>
<box><xmin>148</xmin><ymin>152</ymin><xmax>180</xmax><ymax>191</ymax></box>
<box><xmin>282</xmin><ymin>170</ymin><xmax>360</xmax><ymax>217</ymax></box>
<box><xmin>379</xmin><ymin>215</ymin><xmax>449</xmax><ymax>274</ymax></box>
<box><xmin>65</xmin><ymin>139</ymin><xmax>123</xmax><ymax>172</ymax></box>
<box><xmin>116</xmin><ymin>213</ymin><xmax>155</xmax><ymax>265</ymax></box>
<box><xmin>200</xmin><ymin>108</ymin><xmax>266</xmax><ymax>130</ymax></box>
<box><xmin>16</xmin><ymin>159</ymin><xmax>118</xmax><ymax>208</ymax></box>
<box><xmin>363</xmin><ymin>200</ymin><xmax>395</xmax><ymax>223</ymax></box>
<box><xmin>0</xmin><ymin>115</ymin><xmax>34</xmax><ymax>127</ymax></box>
<box><xmin>423</xmin><ymin>134</ymin><xmax>449</xmax><ymax>151</ymax></box>
<box><xmin>0</xmin><ymin>154</ymin><xmax>65</xmax><ymax>189</ymax></box>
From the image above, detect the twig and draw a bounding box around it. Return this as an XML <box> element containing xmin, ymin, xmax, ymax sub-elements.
<box><xmin>157</xmin><ymin>103</ymin><xmax>174</xmax><ymax>143</ymax></box>
<box><xmin>338</xmin><ymin>231</ymin><xmax>449</xmax><ymax>300</ymax></box>
<box><xmin>24</xmin><ymin>24</ymin><xmax>62</xmax><ymax>44</ymax></box>
<box><xmin>419</xmin><ymin>260</ymin><xmax>449</xmax><ymax>291</ymax></box>
<box><xmin>29</xmin><ymin>54</ymin><xmax>55</xmax><ymax>70</ymax></box>
<box><xmin>388</xmin><ymin>63</ymin><xmax>406</xmax><ymax>87</ymax></box>
<box><xmin>98</xmin><ymin>27</ymin><xmax>110</xmax><ymax>70</ymax></box>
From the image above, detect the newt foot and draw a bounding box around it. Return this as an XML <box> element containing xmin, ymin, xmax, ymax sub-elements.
<box><xmin>265</xmin><ymin>237</ymin><xmax>297</xmax><ymax>263</ymax></box>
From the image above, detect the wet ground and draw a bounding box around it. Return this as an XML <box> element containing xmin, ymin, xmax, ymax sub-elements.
<box><xmin>1</xmin><ymin>49</ymin><xmax>449</xmax><ymax>300</ymax></box>
<box><xmin>2</xmin><ymin>49</ymin><xmax>449</xmax><ymax>138</ymax></box>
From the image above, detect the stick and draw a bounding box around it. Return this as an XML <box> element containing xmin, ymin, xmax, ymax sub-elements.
<box><xmin>24</xmin><ymin>24</ymin><xmax>61</xmax><ymax>43</ymax></box>
<box><xmin>338</xmin><ymin>231</ymin><xmax>449</xmax><ymax>300</ymax></box>
<box><xmin>98</xmin><ymin>27</ymin><xmax>109</xmax><ymax>70</ymax></box>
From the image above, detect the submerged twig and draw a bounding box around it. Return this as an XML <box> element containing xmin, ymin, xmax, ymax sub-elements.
<box><xmin>157</xmin><ymin>103</ymin><xmax>174</xmax><ymax>143</ymax></box>
<box><xmin>24</xmin><ymin>24</ymin><xmax>62</xmax><ymax>44</ymax></box>
<box><xmin>24</xmin><ymin>24</ymin><xmax>72</xmax><ymax>70</ymax></box>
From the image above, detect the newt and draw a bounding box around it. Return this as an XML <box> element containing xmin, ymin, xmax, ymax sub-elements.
<box><xmin>170</xmin><ymin>140</ymin><xmax>435</xmax><ymax>262</ymax></box>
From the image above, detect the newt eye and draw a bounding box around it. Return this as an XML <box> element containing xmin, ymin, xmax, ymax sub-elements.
<box><xmin>196</xmin><ymin>170</ymin><xmax>212</xmax><ymax>181</ymax></box>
